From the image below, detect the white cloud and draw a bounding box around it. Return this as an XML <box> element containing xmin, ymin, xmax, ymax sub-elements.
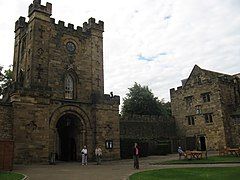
<box><xmin>0</xmin><ymin>0</ymin><xmax>240</xmax><ymax>108</ymax></box>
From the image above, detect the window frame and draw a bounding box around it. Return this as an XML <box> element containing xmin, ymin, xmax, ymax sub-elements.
<box><xmin>201</xmin><ymin>92</ymin><xmax>211</xmax><ymax>102</ymax></box>
<box><xmin>185</xmin><ymin>96</ymin><xmax>193</xmax><ymax>107</ymax></box>
<box><xmin>204</xmin><ymin>113</ymin><xmax>213</xmax><ymax>124</ymax></box>
<box><xmin>186</xmin><ymin>115</ymin><xmax>195</xmax><ymax>126</ymax></box>
<box><xmin>64</xmin><ymin>74</ymin><xmax>74</xmax><ymax>99</ymax></box>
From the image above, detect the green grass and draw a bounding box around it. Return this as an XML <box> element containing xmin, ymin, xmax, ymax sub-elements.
<box><xmin>129</xmin><ymin>167</ymin><xmax>240</xmax><ymax>180</ymax></box>
<box><xmin>157</xmin><ymin>155</ymin><xmax>240</xmax><ymax>165</ymax></box>
<box><xmin>0</xmin><ymin>172</ymin><xmax>24</xmax><ymax>180</ymax></box>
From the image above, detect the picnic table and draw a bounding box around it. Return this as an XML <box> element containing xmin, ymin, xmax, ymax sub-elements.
<box><xmin>185</xmin><ymin>150</ymin><xmax>203</xmax><ymax>160</ymax></box>
<box><xmin>228</xmin><ymin>148</ymin><xmax>239</xmax><ymax>156</ymax></box>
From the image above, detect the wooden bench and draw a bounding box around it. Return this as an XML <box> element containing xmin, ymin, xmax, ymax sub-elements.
<box><xmin>185</xmin><ymin>150</ymin><xmax>203</xmax><ymax>160</ymax></box>
<box><xmin>219</xmin><ymin>147</ymin><xmax>240</xmax><ymax>157</ymax></box>
<box><xmin>190</xmin><ymin>151</ymin><xmax>203</xmax><ymax>159</ymax></box>
<box><xmin>228</xmin><ymin>148</ymin><xmax>240</xmax><ymax>156</ymax></box>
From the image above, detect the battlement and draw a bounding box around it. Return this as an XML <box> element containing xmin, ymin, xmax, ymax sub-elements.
<box><xmin>91</xmin><ymin>92</ymin><xmax>120</xmax><ymax>105</ymax></box>
<box><xmin>28</xmin><ymin>0</ymin><xmax>52</xmax><ymax>17</ymax></box>
<box><xmin>83</xmin><ymin>18</ymin><xmax>104</xmax><ymax>32</ymax></box>
<box><xmin>120</xmin><ymin>114</ymin><xmax>173</xmax><ymax>123</ymax></box>
<box><xmin>177</xmin><ymin>86</ymin><xmax>182</xmax><ymax>90</ymax></box>
<box><xmin>15</xmin><ymin>17</ymin><xmax>27</xmax><ymax>32</ymax></box>
<box><xmin>103</xmin><ymin>94</ymin><xmax>120</xmax><ymax>104</ymax></box>
<box><xmin>169</xmin><ymin>86</ymin><xmax>184</xmax><ymax>96</ymax></box>
<box><xmin>51</xmin><ymin>17</ymin><xmax>103</xmax><ymax>36</ymax></box>
<box><xmin>170</xmin><ymin>88</ymin><xmax>176</xmax><ymax>94</ymax></box>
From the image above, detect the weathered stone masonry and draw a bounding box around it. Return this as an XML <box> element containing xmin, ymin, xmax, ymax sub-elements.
<box><xmin>0</xmin><ymin>102</ymin><xmax>13</xmax><ymax>140</ymax></box>
<box><xmin>0</xmin><ymin>0</ymin><xmax>120</xmax><ymax>163</ymax></box>
<box><xmin>170</xmin><ymin>65</ymin><xmax>240</xmax><ymax>150</ymax></box>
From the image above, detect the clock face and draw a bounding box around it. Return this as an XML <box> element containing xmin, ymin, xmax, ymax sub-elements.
<box><xmin>66</xmin><ymin>42</ymin><xmax>76</xmax><ymax>52</ymax></box>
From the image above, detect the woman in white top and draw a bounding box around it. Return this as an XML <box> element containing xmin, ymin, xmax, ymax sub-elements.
<box><xmin>81</xmin><ymin>145</ymin><xmax>88</xmax><ymax>165</ymax></box>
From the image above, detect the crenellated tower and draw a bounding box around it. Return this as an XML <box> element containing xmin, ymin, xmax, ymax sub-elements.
<box><xmin>13</xmin><ymin>0</ymin><xmax>52</xmax><ymax>89</ymax></box>
<box><xmin>4</xmin><ymin>0</ymin><xmax>120</xmax><ymax>163</ymax></box>
<box><xmin>12</xmin><ymin>0</ymin><xmax>105</xmax><ymax>100</ymax></box>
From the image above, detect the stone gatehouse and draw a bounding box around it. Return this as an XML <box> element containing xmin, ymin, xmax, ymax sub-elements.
<box><xmin>0</xmin><ymin>0</ymin><xmax>120</xmax><ymax>163</ymax></box>
<box><xmin>170</xmin><ymin>65</ymin><xmax>240</xmax><ymax>151</ymax></box>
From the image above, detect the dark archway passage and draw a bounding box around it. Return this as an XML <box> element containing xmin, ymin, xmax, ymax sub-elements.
<box><xmin>56</xmin><ymin>114</ymin><xmax>82</xmax><ymax>161</ymax></box>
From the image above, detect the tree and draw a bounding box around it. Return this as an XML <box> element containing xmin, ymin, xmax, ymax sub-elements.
<box><xmin>0</xmin><ymin>65</ymin><xmax>13</xmax><ymax>96</ymax></box>
<box><xmin>121</xmin><ymin>82</ymin><xmax>171</xmax><ymax>117</ymax></box>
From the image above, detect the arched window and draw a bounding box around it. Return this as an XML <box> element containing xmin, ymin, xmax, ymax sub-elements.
<box><xmin>65</xmin><ymin>74</ymin><xmax>73</xmax><ymax>99</ymax></box>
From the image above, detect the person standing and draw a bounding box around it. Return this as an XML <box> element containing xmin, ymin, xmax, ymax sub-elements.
<box><xmin>95</xmin><ymin>146</ymin><xmax>103</xmax><ymax>165</ymax></box>
<box><xmin>177</xmin><ymin>146</ymin><xmax>186</xmax><ymax>159</ymax></box>
<box><xmin>133</xmin><ymin>143</ymin><xmax>139</xmax><ymax>169</ymax></box>
<box><xmin>81</xmin><ymin>145</ymin><xmax>88</xmax><ymax>165</ymax></box>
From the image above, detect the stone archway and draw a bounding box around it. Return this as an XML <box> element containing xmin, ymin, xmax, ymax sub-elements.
<box><xmin>56</xmin><ymin>113</ymin><xmax>82</xmax><ymax>161</ymax></box>
<box><xmin>49</xmin><ymin>105</ymin><xmax>91</xmax><ymax>161</ymax></box>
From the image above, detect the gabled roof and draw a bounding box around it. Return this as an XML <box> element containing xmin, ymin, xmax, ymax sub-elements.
<box><xmin>182</xmin><ymin>65</ymin><xmax>231</xmax><ymax>87</ymax></box>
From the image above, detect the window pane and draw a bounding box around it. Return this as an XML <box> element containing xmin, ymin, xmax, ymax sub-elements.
<box><xmin>202</xmin><ymin>92</ymin><xmax>211</xmax><ymax>102</ymax></box>
<box><xmin>192</xmin><ymin>117</ymin><xmax>195</xmax><ymax>125</ymax></box>
<box><xmin>187</xmin><ymin>116</ymin><xmax>195</xmax><ymax>125</ymax></box>
<box><xmin>65</xmin><ymin>74</ymin><xmax>73</xmax><ymax>99</ymax></box>
<box><xmin>204</xmin><ymin>113</ymin><xmax>213</xmax><ymax>124</ymax></box>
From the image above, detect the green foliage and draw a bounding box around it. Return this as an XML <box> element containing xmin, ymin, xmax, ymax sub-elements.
<box><xmin>0</xmin><ymin>65</ymin><xmax>13</xmax><ymax>95</ymax></box>
<box><xmin>121</xmin><ymin>82</ymin><xmax>171</xmax><ymax>117</ymax></box>
<box><xmin>129</xmin><ymin>167</ymin><xmax>240</xmax><ymax>180</ymax></box>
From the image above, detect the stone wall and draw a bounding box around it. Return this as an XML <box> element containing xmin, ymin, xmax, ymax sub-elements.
<box><xmin>218</xmin><ymin>76</ymin><xmax>240</xmax><ymax>147</ymax></box>
<box><xmin>95</xmin><ymin>96</ymin><xmax>120</xmax><ymax>160</ymax></box>
<box><xmin>9</xmin><ymin>92</ymin><xmax>120</xmax><ymax>163</ymax></box>
<box><xmin>120</xmin><ymin>114</ymin><xmax>175</xmax><ymax>140</ymax></box>
<box><xmin>120</xmin><ymin>114</ymin><xmax>176</xmax><ymax>157</ymax></box>
<box><xmin>229</xmin><ymin>115</ymin><xmax>240</xmax><ymax>147</ymax></box>
<box><xmin>0</xmin><ymin>102</ymin><xmax>13</xmax><ymax>140</ymax></box>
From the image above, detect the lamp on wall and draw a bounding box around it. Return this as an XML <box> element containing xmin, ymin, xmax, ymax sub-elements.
<box><xmin>105</xmin><ymin>140</ymin><xmax>113</xmax><ymax>149</ymax></box>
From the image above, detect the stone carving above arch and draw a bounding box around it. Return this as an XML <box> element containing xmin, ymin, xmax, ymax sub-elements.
<box><xmin>25</xmin><ymin>120</ymin><xmax>37</xmax><ymax>141</ymax></box>
<box><xmin>49</xmin><ymin>105</ymin><xmax>92</xmax><ymax>129</ymax></box>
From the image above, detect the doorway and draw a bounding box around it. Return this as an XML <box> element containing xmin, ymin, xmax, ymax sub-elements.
<box><xmin>56</xmin><ymin>114</ymin><xmax>81</xmax><ymax>161</ymax></box>
<box><xmin>199</xmin><ymin>136</ymin><xmax>206</xmax><ymax>151</ymax></box>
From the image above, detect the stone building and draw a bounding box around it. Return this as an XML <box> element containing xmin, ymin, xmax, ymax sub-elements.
<box><xmin>170</xmin><ymin>65</ymin><xmax>240</xmax><ymax>150</ymax></box>
<box><xmin>0</xmin><ymin>0</ymin><xmax>120</xmax><ymax>163</ymax></box>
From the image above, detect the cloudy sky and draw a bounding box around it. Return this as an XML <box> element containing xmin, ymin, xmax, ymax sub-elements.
<box><xmin>1</xmin><ymin>0</ymin><xmax>240</xmax><ymax>105</ymax></box>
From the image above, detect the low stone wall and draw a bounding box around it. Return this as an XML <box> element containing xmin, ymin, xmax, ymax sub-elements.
<box><xmin>120</xmin><ymin>114</ymin><xmax>176</xmax><ymax>140</ymax></box>
<box><xmin>120</xmin><ymin>114</ymin><xmax>176</xmax><ymax>158</ymax></box>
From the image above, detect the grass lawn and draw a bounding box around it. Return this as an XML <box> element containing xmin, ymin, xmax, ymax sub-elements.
<box><xmin>129</xmin><ymin>167</ymin><xmax>240</xmax><ymax>180</ymax></box>
<box><xmin>157</xmin><ymin>155</ymin><xmax>240</xmax><ymax>165</ymax></box>
<box><xmin>0</xmin><ymin>172</ymin><xmax>24</xmax><ymax>180</ymax></box>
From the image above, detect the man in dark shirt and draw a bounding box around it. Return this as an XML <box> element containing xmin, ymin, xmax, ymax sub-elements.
<box><xmin>133</xmin><ymin>143</ymin><xmax>139</xmax><ymax>169</ymax></box>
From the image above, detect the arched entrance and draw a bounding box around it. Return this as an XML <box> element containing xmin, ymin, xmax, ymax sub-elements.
<box><xmin>49</xmin><ymin>105</ymin><xmax>91</xmax><ymax>162</ymax></box>
<box><xmin>56</xmin><ymin>113</ymin><xmax>83</xmax><ymax>161</ymax></box>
